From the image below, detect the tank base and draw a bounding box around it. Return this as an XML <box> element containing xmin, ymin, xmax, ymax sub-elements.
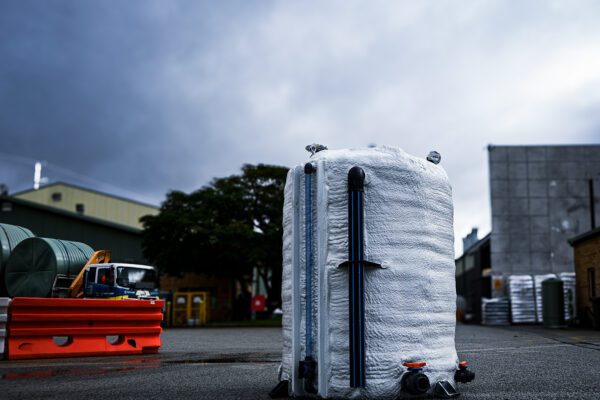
<box><xmin>269</xmin><ymin>380</ymin><xmax>289</xmax><ymax>399</ymax></box>
<box><xmin>433</xmin><ymin>380</ymin><xmax>460</xmax><ymax>398</ymax></box>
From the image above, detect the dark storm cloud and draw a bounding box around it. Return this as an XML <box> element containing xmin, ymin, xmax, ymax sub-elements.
<box><xmin>0</xmin><ymin>0</ymin><xmax>264</xmax><ymax>202</ymax></box>
<box><xmin>1</xmin><ymin>0</ymin><xmax>600</xmax><ymax>252</ymax></box>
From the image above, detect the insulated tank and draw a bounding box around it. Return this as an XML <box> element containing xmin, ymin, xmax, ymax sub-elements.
<box><xmin>0</xmin><ymin>223</ymin><xmax>35</xmax><ymax>294</ymax></box>
<box><xmin>5</xmin><ymin>237</ymin><xmax>94</xmax><ymax>297</ymax></box>
<box><xmin>279</xmin><ymin>146</ymin><xmax>461</xmax><ymax>399</ymax></box>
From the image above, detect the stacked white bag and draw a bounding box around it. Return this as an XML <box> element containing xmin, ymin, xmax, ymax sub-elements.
<box><xmin>280</xmin><ymin>146</ymin><xmax>460</xmax><ymax>399</ymax></box>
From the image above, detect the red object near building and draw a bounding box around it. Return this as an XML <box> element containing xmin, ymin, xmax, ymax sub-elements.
<box><xmin>251</xmin><ymin>295</ymin><xmax>266</xmax><ymax>312</ymax></box>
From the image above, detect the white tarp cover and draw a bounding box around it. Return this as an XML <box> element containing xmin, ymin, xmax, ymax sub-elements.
<box><xmin>281</xmin><ymin>146</ymin><xmax>458</xmax><ymax>398</ymax></box>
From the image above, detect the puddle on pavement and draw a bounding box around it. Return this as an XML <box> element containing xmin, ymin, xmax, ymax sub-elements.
<box><xmin>0</xmin><ymin>355</ymin><xmax>279</xmax><ymax>380</ymax></box>
<box><xmin>1</xmin><ymin>361</ymin><xmax>161</xmax><ymax>380</ymax></box>
<box><xmin>164</xmin><ymin>357</ymin><xmax>278</xmax><ymax>365</ymax></box>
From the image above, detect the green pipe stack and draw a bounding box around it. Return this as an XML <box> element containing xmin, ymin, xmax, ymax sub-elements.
<box><xmin>0</xmin><ymin>223</ymin><xmax>35</xmax><ymax>295</ymax></box>
<box><xmin>5</xmin><ymin>237</ymin><xmax>94</xmax><ymax>297</ymax></box>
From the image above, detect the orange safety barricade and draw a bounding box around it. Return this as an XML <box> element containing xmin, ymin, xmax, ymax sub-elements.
<box><xmin>7</xmin><ymin>297</ymin><xmax>164</xmax><ymax>360</ymax></box>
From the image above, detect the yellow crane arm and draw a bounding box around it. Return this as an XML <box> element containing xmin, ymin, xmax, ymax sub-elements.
<box><xmin>68</xmin><ymin>250</ymin><xmax>111</xmax><ymax>298</ymax></box>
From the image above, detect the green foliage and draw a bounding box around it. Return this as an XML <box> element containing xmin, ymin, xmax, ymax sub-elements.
<box><xmin>141</xmin><ymin>164</ymin><xmax>288</xmax><ymax>305</ymax></box>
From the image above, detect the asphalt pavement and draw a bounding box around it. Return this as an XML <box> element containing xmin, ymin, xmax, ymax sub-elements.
<box><xmin>0</xmin><ymin>324</ymin><xmax>599</xmax><ymax>399</ymax></box>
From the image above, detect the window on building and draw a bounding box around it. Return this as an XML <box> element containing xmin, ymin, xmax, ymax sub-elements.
<box><xmin>589</xmin><ymin>268</ymin><xmax>597</xmax><ymax>299</ymax></box>
<box><xmin>75</xmin><ymin>203</ymin><xmax>85</xmax><ymax>214</ymax></box>
<box><xmin>465</xmin><ymin>254</ymin><xmax>475</xmax><ymax>271</ymax></box>
<box><xmin>51</xmin><ymin>192</ymin><xmax>62</xmax><ymax>202</ymax></box>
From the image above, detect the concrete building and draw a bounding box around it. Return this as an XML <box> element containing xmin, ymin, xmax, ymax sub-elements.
<box><xmin>13</xmin><ymin>182</ymin><xmax>159</xmax><ymax>230</ymax></box>
<box><xmin>489</xmin><ymin>145</ymin><xmax>600</xmax><ymax>275</ymax></box>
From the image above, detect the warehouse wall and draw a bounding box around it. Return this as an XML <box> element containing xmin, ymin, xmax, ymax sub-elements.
<box><xmin>14</xmin><ymin>183</ymin><xmax>158</xmax><ymax>230</ymax></box>
<box><xmin>455</xmin><ymin>235</ymin><xmax>491</xmax><ymax>323</ymax></box>
<box><xmin>160</xmin><ymin>273</ymin><xmax>234</xmax><ymax>321</ymax></box>
<box><xmin>489</xmin><ymin>145</ymin><xmax>600</xmax><ymax>275</ymax></box>
<box><xmin>0</xmin><ymin>197</ymin><xmax>146</xmax><ymax>264</ymax></box>
<box><xmin>571</xmin><ymin>232</ymin><xmax>600</xmax><ymax>327</ymax></box>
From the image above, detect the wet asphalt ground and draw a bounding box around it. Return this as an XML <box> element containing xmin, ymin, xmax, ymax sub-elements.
<box><xmin>0</xmin><ymin>324</ymin><xmax>599</xmax><ymax>399</ymax></box>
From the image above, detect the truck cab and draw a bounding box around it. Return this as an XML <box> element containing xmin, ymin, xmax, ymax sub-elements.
<box><xmin>83</xmin><ymin>263</ymin><xmax>158</xmax><ymax>299</ymax></box>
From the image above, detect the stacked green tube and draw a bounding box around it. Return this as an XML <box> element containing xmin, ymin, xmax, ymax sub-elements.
<box><xmin>0</xmin><ymin>223</ymin><xmax>35</xmax><ymax>295</ymax></box>
<box><xmin>5</xmin><ymin>237</ymin><xmax>94</xmax><ymax>297</ymax></box>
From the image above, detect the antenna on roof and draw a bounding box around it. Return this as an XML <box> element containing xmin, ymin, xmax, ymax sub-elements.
<box><xmin>33</xmin><ymin>161</ymin><xmax>48</xmax><ymax>190</ymax></box>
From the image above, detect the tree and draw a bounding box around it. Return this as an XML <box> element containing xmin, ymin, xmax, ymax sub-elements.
<box><xmin>141</xmin><ymin>164</ymin><xmax>288</xmax><ymax>310</ymax></box>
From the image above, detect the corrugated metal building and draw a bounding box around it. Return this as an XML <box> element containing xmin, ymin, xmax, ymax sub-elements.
<box><xmin>0</xmin><ymin>195</ymin><xmax>145</xmax><ymax>263</ymax></box>
<box><xmin>13</xmin><ymin>182</ymin><xmax>158</xmax><ymax>230</ymax></box>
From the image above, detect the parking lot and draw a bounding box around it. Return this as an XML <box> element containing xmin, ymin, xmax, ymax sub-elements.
<box><xmin>0</xmin><ymin>324</ymin><xmax>599</xmax><ymax>399</ymax></box>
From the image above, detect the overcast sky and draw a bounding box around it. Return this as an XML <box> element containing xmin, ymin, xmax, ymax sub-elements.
<box><xmin>1</xmin><ymin>0</ymin><xmax>599</xmax><ymax>253</ymax></box>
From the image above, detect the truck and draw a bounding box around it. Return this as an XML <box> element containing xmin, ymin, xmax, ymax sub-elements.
<box><xmin>67</xmin><ymin>250</ymin><xmax>159</xmax><ymax>300</ymax></box>
<box><xmin>1</xmin><ymin>234</ymin><xmax>160</xmax><ymax>299</ymax></box>
<box><xmin>82</xmin><ymin>263</ymin><xmax>159</xmax><ymax>299</ymax></box>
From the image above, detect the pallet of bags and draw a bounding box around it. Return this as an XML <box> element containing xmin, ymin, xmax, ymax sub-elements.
<box><xmin>481</xmin><ymin>297</ymin><xmax>510</xmax><ymax>326</ymax></box>
<box><xmin>509</xmin><ymin>275</ymin><xmax>536</xmax><ymax>324</ymax></box>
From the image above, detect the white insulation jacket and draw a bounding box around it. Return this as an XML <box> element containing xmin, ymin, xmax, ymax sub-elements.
<box><xmin>281</xmin><ymin>146</ymin><xmax>458</xmax><ymax>399</ymax></box>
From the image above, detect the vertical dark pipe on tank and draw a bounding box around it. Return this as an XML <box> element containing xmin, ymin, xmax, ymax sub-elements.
<box><xmin>590</xmin><ymin>179</ymin><xmax>596</xmax><ymax>230</ymax></box>
<box><xmin>348</xmin><ymin>167</ymin><xmax>365</xmax><ymax>388</ymax></box>
<box><xmin>339</xmin><ymin>166</ymin><xmax>381</xmax><ymax>388</ymax></box>
<box><xmin>305</xmin><ymin>163</ymin><xmax>314</xmax><ymax>358</ymax></box>
<box><xmin>299</xmin><ymin>162</ymin><xmax>317</xmax><ymax>394</ymax></box>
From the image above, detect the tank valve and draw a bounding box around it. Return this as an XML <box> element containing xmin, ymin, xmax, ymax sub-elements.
<box><xmin>305</xmin><ymin>143</ymin><xmax>328</xmax><ymax>156</ymax></box>
<box><xmin>401</xmin><ymin>361</ymin><xmax>431</xmax><ymax>395</ymax></box>
<box><xmin>427</xmin><ymin>150</ymin><xmax>441</xmax><ymax>164</ymax></box>
<box><xmin>454</xmin><ymin>361</ymin><xmax>475</xmax><ymax>383</ymax></box>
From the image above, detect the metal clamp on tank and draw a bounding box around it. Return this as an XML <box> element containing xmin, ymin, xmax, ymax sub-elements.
<box><xmin>454</xmin><ymin>361</ymin><xmax>475</xmax><ymax>384</ymax></box>
<box><xmin>401</xmin><ymin>361</ymin><xmax>431</xmax><ymax>396</ymax></box>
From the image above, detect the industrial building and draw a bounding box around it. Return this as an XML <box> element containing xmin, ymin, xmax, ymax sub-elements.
<box><xmin>568</xmin><ymin>228</ymin><xmax>600</xmax><ymax>328</ymax></box>
<box><xmin>0</xmin><ymin>195</ymin><xmax>146</xmax><ymax>263</ymax></box>
<box><xmin>489</xmin><ymin>145</ymin><xmax>600</xmax><ymax>275</ymax></box>
<box><xmin>455</xmin><ymin>231</ymin><xmax>491</xmax><ymax>324</ymax></box>
<box><xmin>13</xmin><ymin>182</ymin><xmax>159</xmax><ymax>230</ymax></box>
<box><xmin>160</xmin><ymin>273</ymin><xmax>234</xmax><ymax>323</ymax></box>
<box><xmin>1</xmin><ymin>183</ymin><xmax>236</xmax><ymax>322</ymax></box>
<box><xmin>458</xmin><ymin>144</ymin><xmax>599</xmax><ymax>324</ymax></box>
<box><xmin>1</xmin><ymin>181</ymin><xmax>160</xmax><ymax>264</ymax></box>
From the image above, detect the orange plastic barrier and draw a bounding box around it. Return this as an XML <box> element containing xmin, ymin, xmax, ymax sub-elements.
<box><xmin>7</xmin><ymin>297</ymin><xmax>164</xmax><ymax>360</ymax></box>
